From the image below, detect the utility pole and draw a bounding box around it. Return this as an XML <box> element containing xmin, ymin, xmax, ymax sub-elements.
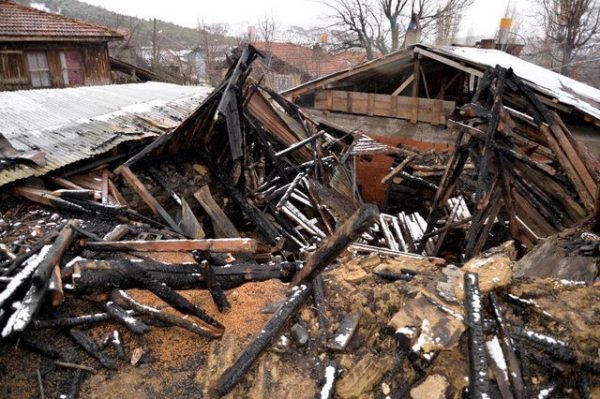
<box><xmin>152</xmin><ymin>18</ymin><xmax>158</xmax><ymax>72</ymax></box>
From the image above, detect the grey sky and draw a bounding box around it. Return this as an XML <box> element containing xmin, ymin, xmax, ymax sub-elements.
<box><xmin>80</xmin><ymin>0</ymin><xmax>534</xmax><ymax>39</ymax></box>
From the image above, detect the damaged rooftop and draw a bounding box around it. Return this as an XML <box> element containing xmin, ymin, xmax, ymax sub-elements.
<box><xmin>0</xmin><ymin>1</ymin><xmax>600</xmax><ymax>399</ymax></box>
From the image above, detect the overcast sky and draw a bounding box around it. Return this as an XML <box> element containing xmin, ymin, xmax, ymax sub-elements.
<box><xmin>80</xmin><ymin>0</ymin><xmax>535</xmax><ymax>39</ymax></box>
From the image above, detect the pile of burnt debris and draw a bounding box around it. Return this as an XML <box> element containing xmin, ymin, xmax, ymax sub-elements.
<box><xmin>0</xmin><ymin>45</ymin><xmax>599</xmax><ymax>398</ymax></box>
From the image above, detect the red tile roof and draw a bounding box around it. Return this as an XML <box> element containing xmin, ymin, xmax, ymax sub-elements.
<box><xmin>254</xmin><ymin>41</ymin><xmax>367</xmax><ymax>78</ymax></box>
<box><xmin>0</xmin><ymin>0</ymin><xmax>123</xmax><ymax>41</ymax></box>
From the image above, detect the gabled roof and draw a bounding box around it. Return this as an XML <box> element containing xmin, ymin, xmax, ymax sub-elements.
<box><xmin>284</xmin><ymin>44</ymin><xmax>600</xmax><ymax>123</ymax></box>
<box><xmin>0</xmin><ymin>0</ymin><xmax>123</xmax><ymax>41</ymax></box>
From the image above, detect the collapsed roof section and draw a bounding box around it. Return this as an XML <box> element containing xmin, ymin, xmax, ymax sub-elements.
<box><xmin>0</xmin><ymin>82</ymin><xmax>212</xmax><ymax>186</ymax></box>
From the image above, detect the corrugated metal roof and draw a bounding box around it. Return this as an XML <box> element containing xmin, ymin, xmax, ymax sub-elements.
<box><xmin>427</xmin><ymin>45</ymin><xmax>600</xmax><ymax>121</ymax></box>
<box><xmin>0</xmin><ymin>82</ymin><xmax>212</xmax><ymax>186</ymax></box>
<box><xmin>0</xmin><ymin>0</ymin><xmax>122</xmax><ymax>40</ymax></box>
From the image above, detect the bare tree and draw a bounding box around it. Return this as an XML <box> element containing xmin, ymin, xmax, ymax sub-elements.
<box><xmin>537</xmin><ymin>0</ymin><xmax>600</xmax><ymax>75</ymax></box>
<box><xmin>381</xmin><ymin>0</ymin><xmax>410</xmax><ymax>51</ymax></box>
<box><xmin>322</xmin><ymin>0</ymin><xmax>385</xmax><ymax>59</ymax></box>
<box><xmin>322</xmin><ymin>0</ymin><xmax>472</xmax><ymax>57</ymax></box>
<box><xmin>257</xmin><ymin>15</ymin><xmax>278</xmax><ymax>48</ymax></box>
<box><xmin>197</xmin><ymin>21</ymin><xmax>230</xmax><ymax>85</ymax></box>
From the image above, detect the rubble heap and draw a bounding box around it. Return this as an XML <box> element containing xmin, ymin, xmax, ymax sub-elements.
<box><xmin>0</xmin><ymin>45</ymin><xmax>598</xmax><ymax>398</ymax></box>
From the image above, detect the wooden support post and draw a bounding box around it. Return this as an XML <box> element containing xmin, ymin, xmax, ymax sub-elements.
<box><xmin>411</xmin><ymin>57</ymin><xmax>421</xmax><ymax>123</ymax></box>
<box><xmin>116</xmin><ymin>165</ymin><xmax>183</xmax><ymax>234</ymax></box>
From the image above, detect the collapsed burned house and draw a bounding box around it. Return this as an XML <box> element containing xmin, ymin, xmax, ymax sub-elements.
<box><xmin>0</xmin><ymin>44</ymin><xmax>599</xmax><ymax>398</ymax></box>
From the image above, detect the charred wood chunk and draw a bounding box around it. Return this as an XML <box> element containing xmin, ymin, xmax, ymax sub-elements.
<box><xmin>511</xmin><ymin>327</ymin><xmax>576</xmax><ymax>363</ymax></box>
<box><xmin>17</xmin><ymin>335</ymin><xmax>62</xmax><ymax>359</ymax></box>
<box><xmin>63</xmin><ymin>368</ymin><xmax>83</xmax><ymax>399</ymax></box>
<box><xmin>68</xmin><ymin>328</ymin><xmax>116</xmax><ymax>370</ymax></box>
<box><xmin>103</xmin><ymin>301</ymin><xmax>150</xmax><ymax>335</ymax></box>
<box><xmin>327</xmin><ymin>311</ymin><xmax>361</xmax><ymax>352</ymax></box>
<box><xmin>194</xmin><ymin>256</ymin><xmax>230</xmax><ymax>313</ymax></box>
<box><xmin>109</xmin><ymin>330</ymin><xmax>126</xmax><ymax>360</ymax></box>
<box><xmin>464</xmin><ymin>272</ymin><xmax>490</xmax><ymax>398</ymax></box>
<box><xmin>34</xmin><ymin>312</ymin><xmax>116</xmax><ymax>329</ymax></box>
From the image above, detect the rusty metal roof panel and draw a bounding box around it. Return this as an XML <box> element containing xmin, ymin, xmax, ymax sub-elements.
<box><xmin>0</xmin><ymin>82</ymin><xmax>213</xmax><ymax>187</ymax></box>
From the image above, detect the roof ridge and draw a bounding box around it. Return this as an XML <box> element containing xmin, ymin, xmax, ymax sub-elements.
<box><xmin>1</xmin><ymin>1</ymin><xmax>123</xmax><ymax>38</ymax></box>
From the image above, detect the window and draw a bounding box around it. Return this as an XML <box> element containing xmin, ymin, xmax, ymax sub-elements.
<box><xmin>0</xmin><ymin>51</ymin><xmax>28</xmax><ymax>86</ymax></box>
<box><xmin>60</xmin><ymin>51</ymin><xmax>83</xmax><ymax>86</ymax></box>
<box><xmin>26</xmin><ymin>51</ymin><xmax>51</xmax><ymax>88</ymax></box>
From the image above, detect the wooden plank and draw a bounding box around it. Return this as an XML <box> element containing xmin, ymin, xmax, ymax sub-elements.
<box><xmin>85</xmin><ymin>238</ymin><xmax>258</xmax><ymax>253</ymax></box>
<box><xmin>314</xmin><ymin>90</ymin><xmax>455</xmax><ymax>125</ymax></box>
<box><xmin>392</xmin><ymin>73</ymin><xmax>415</xmax><ymax>96</ymax></box>
<box><xmin>539</xmin><ymin>125</ymin><xmax>594</xmax><ymax>210</ymax></box>
<box><xmin>414</xmin><ymin>47</ymin><xmax>484</xmax><ymax>78</ymax></box>
<box><xmin>101</xmin><ymin>169</ymin><xmax>109</xmax><ymax>205</ymax></box>
<box><xmin>116</xmin><ymin>165</ymin><xmax>182</xmax><ymax>234</ymax></box>
<box><xmin>548</xmin><ymin>113</ymin><xmax>597</xmax><ymax>199</ymax></box>
<box><xmin>194</xmin><ymin>185</ymin><xmax>240</xmax><ymax>238</ymax></box>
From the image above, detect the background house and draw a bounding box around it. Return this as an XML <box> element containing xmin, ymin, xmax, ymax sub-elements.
<box><xmin>0</xmin><ymin>0</ymin><xmax>123</xmax><ymax>91</ymax></box>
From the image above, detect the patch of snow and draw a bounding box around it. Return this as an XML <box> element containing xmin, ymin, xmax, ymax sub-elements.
<box><xmin>320</xmin><ymin>365</ymin><xmax>336</xmax><ymax>399</ymax></box>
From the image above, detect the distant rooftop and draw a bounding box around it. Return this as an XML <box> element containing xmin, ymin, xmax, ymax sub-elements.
<box><xmin>0</xmin><ymin>0</ymin><xmax>123</xmax><ymax>41</ymax></box>
<box><xmin>253</xmin><ymin>41</ymin><xmax>368</xmax><ymax>78</ymax></box>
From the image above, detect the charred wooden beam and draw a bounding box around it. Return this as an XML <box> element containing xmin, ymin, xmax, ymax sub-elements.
<box><xmin>0</xmin><ymin>245</ymin><xmax>52</xmax><ymax>309</ymax></box>
<box><xmin>33</xmin><ymin>311</ymin><xmax>126</xmax><ymax>329</ymax></box>
<box><xmin>203</xmin><ymin>153</ymin><xmax>281</xmax><ymax>245</ymax></box>
<box><xmin>112</xmin><ymin>289</ymin><xmax>217</xmax><ymax>338</ymax></box>
<box><xmin>0</xmin><ymin>230</ymin><xmax>58</xmax><ymax>275</ymax></box>
<box><xmin>195</xmin><ymin>257</ymin><xmax>230</xmax><ymax>312</ymax></box>
<box><xmin>102</xmin><ymin>224</ymin><xmax>130</xmax><ymax>241</ymax></box>
<box><xmin>103</xmin><ymin>301</ymin><xmax>150</xmax><ymax>334</ymax></box>
<box><xmin>212</xmin><ymin>284</ymin><xmax>311</xmax><ymax>396</ymax></box>
<box><xmin>108</xmin><ymin>330</ymin><xmax>126</xmax><ymax>360</ymax></box>
<box><xmin>193</xmin><ymin>185</ymin><xmax>240</xmax><ymax>238</ymax></box>
<box><xmin>274</xmin><ymin>130</ymin><xmax>325</xmax><ymax>158</ymax></box>
<box><xmin>68</xmin><ymin>328</ymin><xmax>117</xmax><ymax>370</ymax></box>
<box><xmin>489</xmin><ymin>293</ymin><xmax>524</xmax><ymax>399</ymax></box>
<box><xmin>70</xmin><ymin>258</ymin><xmax>298</xmax><ymax>293</ymax></box>
<box><xmin>511</xmin><ymin>327</ymin><xmax>576</xmax><ymax>363</ymax></box>
<box><xmin>116</xmin><ymin>165</ymin><xmax>183</xmax><ymax>234</ymax></box>
<box><xmin>115</xmin><ymin>262</ymin><xmax>224</xmax><ymax>337</ymax></box>
<box><xmin>2</xmin><ymin>222</ymin><xmax>78</xmax><ymax>338</ymax></box>
<box><xmin>312</xmin><ymin>275</ymin><xmax>329</xmax><ymax>343</ymax></box>
<box><xmin>292</xmin><ymin>204</ymin><xmax>379</xmax><ymax>285</ymax></box>
<box><xmin>84</xmin><ymin>238</ymin><xmax>257</xmax><ymax>253</ymax></box>
<box><xmin>275</xmin><ymin>172</ymin><xmax>306</xmax><ymax>211</ymax></box>
<box><xmin>464</xmin><ymin>272</ymin><xmax>491</xmax><ymax>398</ymax></box>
